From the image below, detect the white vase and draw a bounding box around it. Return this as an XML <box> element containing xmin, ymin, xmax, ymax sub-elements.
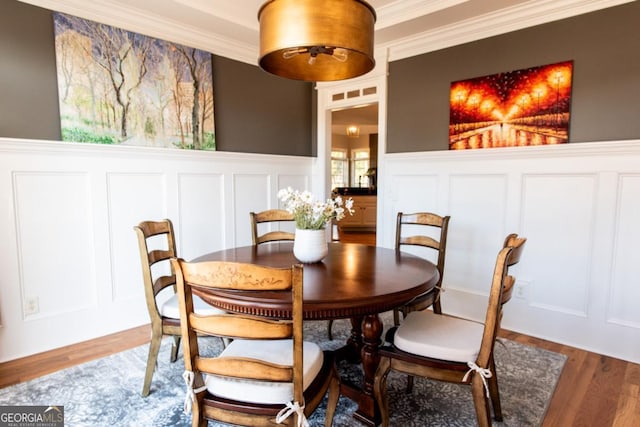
<box><xmin>293</xmin><ymin>228</ymin><xmax>328</xmax><ymax>263</ymax></box>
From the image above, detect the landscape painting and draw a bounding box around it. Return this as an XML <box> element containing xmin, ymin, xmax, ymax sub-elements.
<box><xmin>449</xmin><ymin>60</ymin><xmax>573</xmax><ymax>150</ymax></box>
<box><xmin>53</xmin><ymin>13</ymin><xmax>215</xmax><ymax>150</ymax></box>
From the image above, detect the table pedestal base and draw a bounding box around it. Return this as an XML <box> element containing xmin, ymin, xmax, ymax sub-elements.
<box><xmin>340</xmin><ymin>381</ymin><xmax>380</xmax><ymax>427</ymax></box>
<box><xmin>334</xmin><ymin>314</ymin><xmax>383</xmax><ymax>426</ymax></box>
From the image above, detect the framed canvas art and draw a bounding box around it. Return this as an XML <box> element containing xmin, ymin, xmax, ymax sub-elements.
<box><xmin>449</xmin><ymin>60</ymin><xmax>573</xmax><ymax>150</ymax></box>
<box><xmin>53</xmin><ymin>13</ymin><xmax>215</xmax><ymax>150</ymax></box>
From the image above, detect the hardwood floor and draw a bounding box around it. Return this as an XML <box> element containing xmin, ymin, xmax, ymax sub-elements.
<box><xmin>0</xmin><ymin>324</ymin><xmax>150</xmax><ymax>388</ymax></box>
<box><xmin>337</xmin><ymin>230</ymin><xmax>377</xmax><ymax>245</ymax></box>
<box><xmin>1</xmin><ymin>231</ymin><xmax>638</xmax><ymax>426</ymax></box>
<box><xmin>500</xmin><ymin>330</ymin><xmax>640</xmax><ymax>426</ymax></box>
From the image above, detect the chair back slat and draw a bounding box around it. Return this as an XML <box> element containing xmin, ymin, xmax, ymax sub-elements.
<box><xmin>399</xmin><ymin>212</ymin><xmax>446</xmax><ymax>227</ymax></box>
<box><xmin>195</xmin><ymin>357</ymin><xmax>293</xmax><ymax>382</ymax></box>
<box><xmin>399</xmin><ymin>235</ymin><xmax>440</xmax><ymax>250</ymax></box>
<box><xmin>501</xmin><ymin>275</ymin><xmax>516</xmax><ymax>304</ymax></box>
<box><xmin>257</xmin><ymin>230</ymin><xmax>296</xmax><ymax>245</ymax></box>
<box><xmin>189</xmin><ymin>313</ymin><xmax>292</xmax><ymax>339</ymax></box>
<box><xmin>179</xmin><ymin>261</ymin><xmax>293</xmax><ymax>290</ymax></box>
<box><xmin>252</xmin><ymin>209</ymin><xmax>295</xmax><ymax>223</ymax></box>
<box><xmin>152</xmin><ymin>275</ymin><xmax>176</xmax><ymax>295</ymax></box>
<box><xmin>136</xmin><ymin>220</ymin><xmax>172</xmax><ymax>238</ymax></box>
<box><xmin>147</xmin><ymin>248</ymin><xmax>173</xmax><ymax>265</ymax></box>
<box><xmin>505</xmin><ymin>234</ymin><xmax>526</xmax><ymax>267</ymax></box>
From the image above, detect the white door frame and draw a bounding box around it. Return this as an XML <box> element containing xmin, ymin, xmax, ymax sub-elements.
<box><xmin>314</xmin><ymin>52</ymin><xmax>389</xmax><ymax>245</ymax></box>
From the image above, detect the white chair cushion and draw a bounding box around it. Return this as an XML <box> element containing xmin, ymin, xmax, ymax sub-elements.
<box><xmin>204</xmin><ymin>339</ymin><xmax>324</xmax><ymax>404</ymax></box>
<box><xmin>160</xmin><ymin>293</ymin><xmax>225</xmax><ymax>319</ymax></box>
<box><xmin>394</xmin><ymin>310</ymin><xmax>484</xmax><ymax>363</ymax></box>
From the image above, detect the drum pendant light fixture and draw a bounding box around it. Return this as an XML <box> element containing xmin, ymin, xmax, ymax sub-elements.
<box><xmin>258</xmin><ymin>0</ymin><xmax>376</xmax><ymax>82</ymax></box>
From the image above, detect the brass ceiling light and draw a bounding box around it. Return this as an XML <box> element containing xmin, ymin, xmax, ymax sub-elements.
<box><xmin>258</xmin><ymin>0</ymin><xmax>376</xmax><ymax>82</ymax></box>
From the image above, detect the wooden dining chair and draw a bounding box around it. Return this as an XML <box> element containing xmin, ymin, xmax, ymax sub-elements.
<box><xmin>393</xmin><ymin>211</ymin><xmax>451</xmax><ymax>326</ymax></box>
<box><xmin>374</xmin><ymin>234</ymin><xmax>526</xmax><ymax>427</ymax></box>
<box><xmin>172</xmin><ymin>259</ymin><xmax>341</xmax><ymax>427</ymax></box>
<box><xmin>250</xmin><ymin>209</ymin><xmax>295</xmax><ymax>245</ymax></box>
<box><xmin>250</xmin><ymin>208</ymin><xmax>342</xmax><ymax>342</ymax></box>
<box><xmin>133</xmin><ymin>219</ymin><xmax>225</xmax><ymax>397</ymax></box>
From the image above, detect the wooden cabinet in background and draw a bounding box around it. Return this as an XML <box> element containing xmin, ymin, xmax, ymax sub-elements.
<box><xmin>340</xmin><ymin>195</ymin><xmax>377</xmax><ymax>231</ymax></box>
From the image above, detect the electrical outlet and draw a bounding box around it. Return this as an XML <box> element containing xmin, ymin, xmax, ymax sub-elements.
<box><xmin>25</xmin><ymin>296</ymin><xmax>39</xmax><ymax>315</ymax></box>
<box><xmin>515</xmin><ymin>280</ymin><xmax>530</xmax><ymax>299</ymax></box>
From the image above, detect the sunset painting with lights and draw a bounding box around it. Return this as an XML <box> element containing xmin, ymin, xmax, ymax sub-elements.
<box><xmin>449</xmin><ymin>60</ymin><xmax>573</xmax><ymax>150</ymax></box>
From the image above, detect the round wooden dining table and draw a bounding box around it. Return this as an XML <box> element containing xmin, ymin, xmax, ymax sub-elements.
<box><xmin>193</xmin><ymin>241</ymin><xmax>439</xmax><ymax>426</ymax></box>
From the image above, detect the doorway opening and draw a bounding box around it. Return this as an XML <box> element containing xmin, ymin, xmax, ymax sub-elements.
<box><xmin>330</xmin><ymin>103</ymin><xmax>378</xmax><ymax>243</ymax></box>
<box><xmin>330</xmin><ymin>103</ymin><xmax>378</xmax><ymax>191</ymax></box>
<box><xmin>316</xmin><ymin>75</ymin><xmax>386</xmax><ymax>246</ymax></box>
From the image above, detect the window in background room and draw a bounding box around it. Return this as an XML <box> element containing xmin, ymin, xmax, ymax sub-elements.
<box><xmin>352</xmin><ymin>149</ymin><xmax>370</xmax><ymax>187</ymax></box>
<box><xmin>331</xmin><ymin>149</ymin><xmax>348</xmax><ymax>189</ymax></box>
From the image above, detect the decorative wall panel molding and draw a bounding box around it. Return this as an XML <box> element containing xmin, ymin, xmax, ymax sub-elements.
<box><xmin>447</xmin><ymin>174</ymin><xmax>508</xmax><ymax>295</ymax></box>
<box><xmin>607</xmin><ymin>174</ymin><xmax>640</xmax><ymax>328</ymax></box>
<box><xmin>381</xmin><ymin>139</ymin><xmax>640</xmax><ymax>363</ymax></box>
<box><xmin>177</xmin><ymin>173</ymin><xmax>225</xmax><ymax>261</ymax></box>
<box><xmin>13</xmin><ymin>171</ymin><xmax>97</xmax><ymax>320</ymax></box>
<box><xmin>521</xmin><ymin>173</ymin><xmax>596</xmax><ymax>317</ymax></box>
<box><xmin>0</xmin><ymin>138</ymin><xmax>312</xmax><ymax>362</ymax></box>
<box><xmin>107</xmin><ymin>172</ymin><xmax>167</xmax><ymax>303</ymax></box>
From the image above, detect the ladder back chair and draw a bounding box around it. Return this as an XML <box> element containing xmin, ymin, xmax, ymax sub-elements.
<box><xmin>172</xmin><ymin>259</ymin><xmax>340</xmax><ymax>427</ymax></box>
<box><xmin>374</xmin><ymin>234</ymin><xmax>526</xmax><ymax>427</ymax></box>
<box><xmin>133</xmin><ymin>219</ymin><xmax>224</xmax><ymax>397</ymax></box>
<box><xmin>250</xmin><ymin>209</ymin><xmax>295</xmax><ymax>245</ymax></box>
<box><xmin>393</xmin><ymin>211</ymin><xmax>451</xmax><ymax>326</ymax></box>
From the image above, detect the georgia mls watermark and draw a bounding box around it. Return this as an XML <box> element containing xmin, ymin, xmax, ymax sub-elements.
<box><xmin>0</xmin><ymin>406</ymin><xmax>64</xmax><ymax>427</ymax></box>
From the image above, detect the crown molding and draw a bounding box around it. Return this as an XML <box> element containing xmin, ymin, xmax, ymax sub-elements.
<box><xmin>172</xmin><ymin>0</ymin><xmax>259</xmax><ymax>32</ymax></box>
<box><xmin>385</xmin><ymin>0</ymin><xmax>635</xmax><ymax>61</ymax></box>
<box><xmin>375</xmin><ymin>0</ymin><xmax>469</xmax><ymax>29</ymax></box>
<box><xmin>17</xmin><ymin>0</ymin><xmax>259</xmax><ymax>65</ymax></box>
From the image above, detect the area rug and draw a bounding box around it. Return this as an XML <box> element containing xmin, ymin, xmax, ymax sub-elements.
<box><xmin>0</xmin><ymin>314</ymin><xmax>566</xmax><ymax>426</ymax></box>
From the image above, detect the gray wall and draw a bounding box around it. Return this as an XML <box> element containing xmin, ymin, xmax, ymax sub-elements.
<box><xmin>212</xmin><ymin>56</ymin><xmax>313</xmax><ymax>156</ymax></box>
<box><xmin>0</xmin><ymin>1</ymin><xmax>60</xmax><ymax>140</ymax></box>
<box><xmin>4</xmin><ymin>1</ymin><xmax>638</xmax><ymax>156</ymax></box>
<box><xmin>387</xmin><ymin>1</ymin><xmax>640</xmax><ymax>152</ymax></box>
<box><xmin>0</xmin><ymin>0</ymin><xmax>314</xmax><ymax>156</ymax></box>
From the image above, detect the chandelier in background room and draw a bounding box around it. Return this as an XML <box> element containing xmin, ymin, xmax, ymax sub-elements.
<box><xmin>258</xmin><ymin>0</ymin><xmax>376</xmax><ymax>81</ymax></box>
<box><xmin>346</xmin><ymin>125</ymin><xmax>360</xmax><ymax>137</ymax></box>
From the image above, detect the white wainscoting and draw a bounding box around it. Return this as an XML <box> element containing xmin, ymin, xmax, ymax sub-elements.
<box><xmin>378</xmin><ymin>139</ymin><xmax>640</xmax><ymax>364</ymax></box>
<box><xmin>2</xmin><ymin>137</ymin><xmax>639</xmax><ymax>365</ymax></box>
<box><xmin>0</xmin><ymin>138</ymin><xmax>312</xmax><ymax>362</ymax></box>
